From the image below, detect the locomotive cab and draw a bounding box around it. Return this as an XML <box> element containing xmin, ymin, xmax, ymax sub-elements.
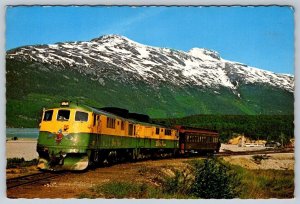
<box><xmin>37</xmin><ymin>101</ymin><xmax>92</xmax><ymax>171</ymax></box>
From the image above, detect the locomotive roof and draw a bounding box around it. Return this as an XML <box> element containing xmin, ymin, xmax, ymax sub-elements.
<box><xmin>44</xmin><ymin>101</ymin><xmax>173</xmax><ymax>129</ymax></box>
<box><xmin>87</xmin><ymin>106</ymin><xmax>171</xmax><ymax>128</ymax></box>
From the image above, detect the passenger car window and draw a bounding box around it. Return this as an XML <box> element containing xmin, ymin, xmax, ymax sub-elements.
<box><xmin>57</xmin><ymin>110</ymin><xmax>70</xmax><ymax>121</ymax></box>
<box><xmin>75</xmin><ymin>111</ymin><xmax>88</xmax><ymax>122</ymax></box>
<box><xmin>43</xmin><ymin>110</ymin><xmax>53</xmax><ymax>121</ymax></box>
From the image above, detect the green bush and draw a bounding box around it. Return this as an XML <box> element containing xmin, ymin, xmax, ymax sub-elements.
<box><xmin>7</xmin><ymin>157</ymin><xmax>38</xmax><ymax>168</ymax></box>
<box><xmin>191</xmin><ymin>157</ymin><xmax>241</xmax><ymax>198</ymax></box>
<box><xmin>162</xmin><ymin>167</ymin><xmax>193</xmax><ymax>195</ymax></box>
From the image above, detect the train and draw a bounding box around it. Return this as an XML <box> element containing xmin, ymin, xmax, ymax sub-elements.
<box><xmin>36</xmin><ymin>101</ymin><xmax>220</xmax><ymax>171</ymax></box>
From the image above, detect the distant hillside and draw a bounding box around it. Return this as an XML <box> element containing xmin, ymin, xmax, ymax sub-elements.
<box><xmin>154</xmin><ymin>114</ymin><xmax>294</xmax><ymax>143</ymax></box>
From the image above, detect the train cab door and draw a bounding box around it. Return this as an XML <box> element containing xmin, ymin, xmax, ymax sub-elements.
<box><xmin>136</xmin><ymin>125</ymin><xmax>145</xmax><ymax>148</ymax></box>
<box><xmin>96</xmin><ymin>115</ymin><xmax>101</xmax><ymax>134</ymax></box>
<box><xmin>92</xmin><ymin>114</ymin><xmax>101</xmax><ymax>152</ymax></box>
<box><xmin>128</xmin><ymin>123</ymin><xmax>135</xmax><ymax>145</ymax></box>
<box><xmin>96</xmin><ymin>115</ymin><xmax>101</xmax><ymax>147</ymax></box>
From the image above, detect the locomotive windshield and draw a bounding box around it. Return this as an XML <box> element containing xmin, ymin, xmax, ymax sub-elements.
<box><xmin>57</xmin><ymin>110</ymin><xmax>70</xmax><ymax>121</ymax></box>
<box><xmin>43</xmin><ymin>110</ymin><xmax>53</xmax><ymax>121</ymax></box>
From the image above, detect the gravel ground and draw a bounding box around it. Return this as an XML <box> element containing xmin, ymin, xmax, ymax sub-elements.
<box><xmin>6</xmin><ymin>139</ymin><xmax>38</xmax><ymax>160</ymax></box>
<box><xmin>223</xmin><ymin>153</ymin><xmax>294</xmax><ymax>170</ymax></box>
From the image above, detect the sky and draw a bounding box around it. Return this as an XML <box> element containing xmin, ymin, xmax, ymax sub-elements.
<box><xmin>5</xmin><ymin>6</ymin><xmax>294</xmax><ymax>74</ymax></box>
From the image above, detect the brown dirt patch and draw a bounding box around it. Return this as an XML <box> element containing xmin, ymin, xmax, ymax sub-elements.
<box><xmin>6</xmin><ymin>153</ymin><xmax>294</xmax><ymax>198</ymax></box>
<box><xmin>6</xmin><ymin>157</ymin><xmax>195</xmax><ymax>198</ymax></box>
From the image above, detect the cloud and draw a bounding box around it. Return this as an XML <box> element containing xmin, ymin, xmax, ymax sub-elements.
<box><xmin>102</xmin><ymin>7</ymin><xmax>167</xmax><ymax>35</ymax></box>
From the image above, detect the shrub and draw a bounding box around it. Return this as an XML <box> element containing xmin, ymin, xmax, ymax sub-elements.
<box><xmin>162</xmin><ymin>167</ymin><xmax>193</xmax><ymax>195</ymax></box>
<box><xmin>7</xmin><ymin>158</ymin><xmax>38</xmax><ymax>168</ymax></box>
<box><xmin>77</xmin><ymin>192</ymin><xmax>95</xmax><ymax>199</ymax></box>
<box><xmin>191</xmin><ymin>157</ymin><xmax>240</xmax><ymax>198</ymax></box>
<box><xmin>252</xmin><ymin>154</ymin><xmax>270</xmax><ymax>164</ymax></box>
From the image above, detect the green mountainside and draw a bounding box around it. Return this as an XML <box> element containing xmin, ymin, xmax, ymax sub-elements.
<box><xmin>6</xmin><ymin>59</ymin><xmax>293</xmax><ymax>128</ymax></box>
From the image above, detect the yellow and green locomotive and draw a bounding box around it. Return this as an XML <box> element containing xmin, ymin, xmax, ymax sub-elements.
<box><xmin>37</xmin><ymin>101</ymin><xmax>179</xmax><ymax>170</ymax></box>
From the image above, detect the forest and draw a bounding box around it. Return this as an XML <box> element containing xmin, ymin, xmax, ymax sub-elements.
<box><xmin>154</xmin><ymin>114</ymin><xmax>294</xmax><ymax>143</ymax></box>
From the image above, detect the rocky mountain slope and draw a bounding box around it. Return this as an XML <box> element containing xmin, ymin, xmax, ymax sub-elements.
<box><xmin>6</xmin><ymin>35</ymin><xmax>294</xmax><ymax>127</ymax></box>
<box><xmin>7</xmin><ymin>35</ymin><xmax>293</xmax><ymax>93</ymax></box>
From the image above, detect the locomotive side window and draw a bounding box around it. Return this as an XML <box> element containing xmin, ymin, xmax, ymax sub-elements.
<box><xmin>43</xmin><ymin>110</ymin><xmax>53</xmax><ymax>121</ymax></box>
<box><xmin>75</xmin><ymin>111</ymin><xmax>88</xmax><ymax>122</ymax></box>
<box><xmin>57</xmin><ymin>110</ymin><xmax>70</xmax><ymax>121</ymax></box>
<box><xmin>165</xmin><ymin>129</ymin><xmax>172</xmax><ymax>136</ymax></box>
<box><xmin>128</xmin><ymin>124</ymin><xmax>133</xmax><ymax>135</ymax></box>
<box><xmin>121</xmin><ymin>120</ymin><xmax>125</xmax><ymax>130</ymax></box>
<box><xmin>106</xmin><ymin>117</ymin><xmax>116</xmax><ymax>129</ymax></box>
<box><xmin>155</xmin><ymin>128</ymin><xmax>159</xmax><ymax>135</ymax></box>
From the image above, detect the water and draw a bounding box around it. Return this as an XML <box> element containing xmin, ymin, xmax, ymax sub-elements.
<box><xmin>6</xmin><ymin>128</ymin><xmax>39</xmax><ymax>139</ymax></box>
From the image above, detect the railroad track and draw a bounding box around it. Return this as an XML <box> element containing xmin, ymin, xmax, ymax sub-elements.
<box><xmin>7</xmin><ymin>171</ymin><xmax>68</xmax><ymax>189</ymax></box>
<box><xmin>6</xmin><ymin>148</ymin><xmax>293</xmax><ymax>190</ymax></box>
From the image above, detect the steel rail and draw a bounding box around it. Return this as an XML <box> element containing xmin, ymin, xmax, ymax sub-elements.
<box><xmin>7</xmin><ymin>172</ymin><xmax>68</xmax><ymax>189</ymax></box>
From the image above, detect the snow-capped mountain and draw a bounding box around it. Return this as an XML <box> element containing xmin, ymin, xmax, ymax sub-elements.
<box><xmin>7</xmin><ymin>34</ymin><xmax>294</xmax><ymax>94</ymax></box>
<box><xmin>6</xmin><ymin>34</ymin><xmax>294</xmax><ymax>128</ymax></box>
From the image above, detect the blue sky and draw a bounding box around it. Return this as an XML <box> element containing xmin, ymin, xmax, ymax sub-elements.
<box><xmin>6</xmin><ymin>6</ymin><xmax>294</xmax><ymax>74</ymax></box>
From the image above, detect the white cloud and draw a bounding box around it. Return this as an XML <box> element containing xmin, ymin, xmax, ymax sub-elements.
<box><xmin>102</xmin><ymin>7</ymin><xmax>167</xmax><ymax>34</ymax></box>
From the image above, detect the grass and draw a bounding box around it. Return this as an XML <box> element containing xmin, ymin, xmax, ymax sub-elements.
<box><xmin>76</xmin><ymin>160</ymin><xmax>294</xmax><ymax>199</ymax></box>
<box><xmin>83</xmin><ymin>180</ymin><xmax>196</xmax><ymax>199</ymax></box>
<box><xmin>230</xmin><ymin>164</ymin><xmax>294</xmax><ymax>198</ymax></box>
<box><xmin>89</xmin><ymin>181</ymin><xmax>162</xmax><ymax>199</ymax></box>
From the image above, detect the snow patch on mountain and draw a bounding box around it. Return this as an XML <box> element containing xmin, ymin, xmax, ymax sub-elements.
<box><xmin>6</xmin><ymin>34</ymin><xmax>294</xmax><ymax>93</ymax></box>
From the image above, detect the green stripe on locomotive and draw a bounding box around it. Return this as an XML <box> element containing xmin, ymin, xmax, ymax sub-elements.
<box><xmin>38</xmin><ymin>131</ymin><xmax>178</xmax><ymax>154</ymax></box>
<box><xmin>98</xmin><ymin>134</ymin><xmax>178</xmax><ymax>149</ymax></box>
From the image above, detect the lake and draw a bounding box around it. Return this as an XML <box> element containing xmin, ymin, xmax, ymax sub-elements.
<box><xmin>6</xmin><ymin>128</ymin><xmax>39</xmax><ymax>139</ymax></box>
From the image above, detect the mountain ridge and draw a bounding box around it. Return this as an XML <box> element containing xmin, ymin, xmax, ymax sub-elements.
<box><xmin>6</xmin><ymin>34</ymin><xmax>294</xmax><ymax>127</ymax></box>
<box><xmin>7</xmin><ymin>34</ymin><xmax>294</xmax><ymax>93</ymax></box>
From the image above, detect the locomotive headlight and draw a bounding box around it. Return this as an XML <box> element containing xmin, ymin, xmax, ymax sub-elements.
<box><xmin>61</xmin><ymin>101</ymin><xmax>70</xmax><ymax>107</ymax></box>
